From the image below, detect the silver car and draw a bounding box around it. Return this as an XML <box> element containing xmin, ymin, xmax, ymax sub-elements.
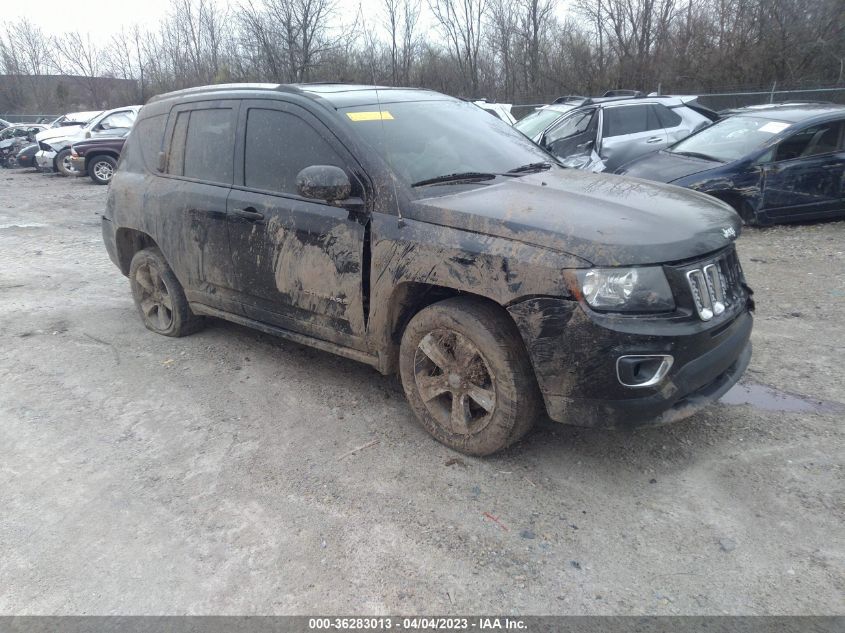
<box><xmin>515</xmin><ymin>96</ymin><xmax>717</xmax><ymax>172</ymax></box>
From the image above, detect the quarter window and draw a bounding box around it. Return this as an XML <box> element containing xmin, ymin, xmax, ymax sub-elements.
<box><xmin>603</xmin><ymin>105</ymin><xmax>661</xmax><ymax>138</ymax></box>
<box><xmin>244</xmin><ymin>108</ymin><xmax>344</xmax><ymax>195</ymax></box>
<box><xmin>653</xmin><ymin>104</ymin><xmax>682</xmax><ymax>128</ymax></box>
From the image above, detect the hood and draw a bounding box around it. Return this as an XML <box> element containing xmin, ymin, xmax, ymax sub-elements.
<box><xmin>408</xmin><ymin>169</ymin><xmax>740</xmax><ymax>266</ymax></box>
<box><xmin>619</xmin><ymin>150</ymin><xmax>721</xmax><ymax>183</ymax></box>
<box><xmin>36</xmin><ymin>125</ymin><xmax>84</xmax><ymax>144</ymax></box>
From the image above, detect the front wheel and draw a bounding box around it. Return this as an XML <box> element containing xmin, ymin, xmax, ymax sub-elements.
<box><xmin>399</xmin><ymin>298</ymin><xmax>540</xmax><ymax>456</ymax></box>
<box><xmin>55</xmin><ymin>148</ymin><xmax>77</xmax><ymax>176</ymax></box>
<box><xmin>88</xmin><ymin>155</ymin><xmax>116</xmax><ymax>185</ymax></box>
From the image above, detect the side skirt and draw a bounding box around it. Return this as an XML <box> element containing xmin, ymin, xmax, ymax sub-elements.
<box><xmin>189</xmin><ymin>303</ymin><xmax>381</xmax><ymax>369</ymax></box>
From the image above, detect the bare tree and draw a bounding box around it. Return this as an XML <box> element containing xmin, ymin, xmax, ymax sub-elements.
<box><xmin>430</xmin><ymin>0</ymin><xmax>487</xmax><ymax>93</ymax></box>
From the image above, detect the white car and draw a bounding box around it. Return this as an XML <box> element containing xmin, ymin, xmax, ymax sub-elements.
<box><xmin>473</xmin><ymin>100</ymin><xmax>516</xmax><ymax>125</ymax></box>
<box><xmin>36</xmin><ymin>106</ymin><xmax>140</xmax><ymax>175</ymax></box>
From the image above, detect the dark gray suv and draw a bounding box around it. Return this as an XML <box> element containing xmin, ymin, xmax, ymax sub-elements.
<box><xmin>102</xmin><ymin>84</ymin><xmax>753</xmax><ymax>455</ymax></box>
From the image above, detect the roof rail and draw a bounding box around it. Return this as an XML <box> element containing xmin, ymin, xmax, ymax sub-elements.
<box><xmin>602</xmin><ymin>89</ymin><xmax>644</xmax><ymax>98</ymax></box>
<box><xmin>553</xmin><ymin>95</ymin><xmax>589</xmax><ymax>105</ymax></box>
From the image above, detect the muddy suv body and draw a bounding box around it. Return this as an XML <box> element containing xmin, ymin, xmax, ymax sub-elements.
<box><xmin>102</xmin><ymin>84</ymin><xmax>754</xmax><ymax>455</ymax></box>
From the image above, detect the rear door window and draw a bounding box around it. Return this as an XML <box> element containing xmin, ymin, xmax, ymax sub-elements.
<box><xmin>167</xmin><ymin>108</ymin><xmax>234</xmax><ymax>184</ymax></box>
<box><xmin>603</xmin><ymin>105</ymin><xmax>661</xmax><ymax>138</ymax></box>
<box><xmin>243</xmin><ymin>108</ymin><xmax>344</xmax><ymax>195</ymax></box>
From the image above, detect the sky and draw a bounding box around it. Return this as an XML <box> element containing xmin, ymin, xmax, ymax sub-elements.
<box><xmin>2</xmin><ymin>0</ymin><xmax>175</xmax><ymax>38</ymax></box>
<box><xmin>1</xmin><ymin>0</ymin><xmax>422</xmax><ymax>39</ymax></box>
<box><xmin>2</xmin><ymin>0</ymin><xmax>574</xmax><ymax>41</ymax></box>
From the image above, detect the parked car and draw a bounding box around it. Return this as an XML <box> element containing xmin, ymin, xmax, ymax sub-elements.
<box><xmin>616</xmin><ymin>103</ymin><xmax>845</xmax><ymax>225</ymax></box>
<box><xmin>47</xmin><ymin>111</ymin><xmax>103</xmax><ymax>129</ymax></box>
<box><xmin>36</xmin><ymin>106</ymin><xmax>139</xmax><ymax>175</ymax></box>
<box><xmin>512</xmin><ymin>96</ymin><xmax>585</xmax><ymax>141</ymax></box>
<box><xmin>33</xmin><ymin>110</ymin><xmax>103</xmax><ymax>173</ymax></box>
<box><xmin>472</xmin><ymin>100</ymin><xmax>516</xmax><ymax>125</ymax></box>
<box><xmin>70</xmin><ymin>129</ymin><xmax>129</xmax><ymax>184</ymax></box>
<box><xmin>15</xmin><ymin>143</ymin><xmax>39</xmax><ymax>169</ymax></box>
<box><xmin>514</xmin><ymin>95</ymin><xmax>718</xmax><ymax>172</ymax></box>
<box><xmin>0</xmin><ymin>124</ymin><xmax>46</xmax><ymax>168</ymax></box>
<box><xmin>103</xmin><ymin>83</ymin><xmax>753</xmax><ymax>456</ymax></box>
<box><xmin>717</xmin><ymin>102</ymin><xmax>828</xmax><ymax>118</ymax></box>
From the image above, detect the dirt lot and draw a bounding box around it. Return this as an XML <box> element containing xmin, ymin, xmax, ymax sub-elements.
<box><xmin>0</xmin><ymin>169</ymin><xmax>843</xmax><ymax>615</ymax></box>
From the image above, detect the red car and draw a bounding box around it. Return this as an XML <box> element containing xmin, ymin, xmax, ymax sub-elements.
<box><xmin>69</xmin><ymin>129</ymin><xmax>129</xmax><ymax>185</ymax></box>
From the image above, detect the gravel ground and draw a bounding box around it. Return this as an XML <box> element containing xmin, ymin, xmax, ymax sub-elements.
<box><xmin>0</xmin><ymin>170</ymin><xmax>843</xmax><ymax>615</ymax></box>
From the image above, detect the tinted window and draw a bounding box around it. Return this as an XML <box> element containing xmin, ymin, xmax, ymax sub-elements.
<box><xmin>134</xmin><ymin>114</ymin><xmax>167</xmax><ymax>172</ymax></box>
<box><xmin>244</xmin><ymin>108</ymin><xmax>344</xmax><ymax>195</ymax></box>
<box><xmin>774</xmin><ymin>120</ymin><xmax>843</xmax><ymax>161</ymax></box>
<box><xmin>653</xmin><ymin>104</ymin><xmax>682</xmax><ymax>128</ymax></box>
<box><xmin>603</xmin><ymin>105</ymin><xmax>661</xmax><ymax>137</ymax></box>
<box><xmin>168</xmin><ymin>108</ymin><xmax>234</xmax><ymax>184</ymax></box>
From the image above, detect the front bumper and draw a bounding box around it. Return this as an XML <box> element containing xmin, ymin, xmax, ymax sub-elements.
<box><xmin>70</xmin><ymin>156</ymin><xmax>86</xmax><ymax>173</ymax></box>
<box><xmin>508</xmin><ymin>297</ymin><xmax>753</xmax><ymax>429</ymax></box>
<box><xmin>35</xmin><ymin>150</ymin><xmax>56</xmax><ymax>171</ymax></box>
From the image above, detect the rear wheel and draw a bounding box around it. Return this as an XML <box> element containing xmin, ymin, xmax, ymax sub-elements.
<box><xmin>88</xmin><ymin>155</ymin><xmax>116</xmax><ymax>185</ymax></box>
<box><xmin>399</xmin><ymin>298</ymin><xmax>540</xmax><ymax>456</ymax></box>
<box><xmin>129</xmin><ymin>248</ymin><xmax>204</xmax><ymax>337</ymax></box>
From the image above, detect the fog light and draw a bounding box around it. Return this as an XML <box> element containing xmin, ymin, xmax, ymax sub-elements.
<box><xmin>616</xmin><ymin>355</ymin><xmax>674</xmax><ymax>388</ymax></box>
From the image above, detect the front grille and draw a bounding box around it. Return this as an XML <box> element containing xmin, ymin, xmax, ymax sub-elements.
<box><xmin>685</xmin><ymin>249</ymin><xmax>744</xmax><ymax>321</ymax></box>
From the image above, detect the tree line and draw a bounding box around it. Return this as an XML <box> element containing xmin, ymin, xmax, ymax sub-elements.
<box><xmin>1</xmin><ymin>0</ymin><xmax>842</xmax><ymax>113</ymax></box>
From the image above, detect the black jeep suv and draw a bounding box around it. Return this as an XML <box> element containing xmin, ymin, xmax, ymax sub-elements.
<box><xmin>102</xmin><ymin>84</ymin><xmax>754</xmax><ymax>455</ymax></box>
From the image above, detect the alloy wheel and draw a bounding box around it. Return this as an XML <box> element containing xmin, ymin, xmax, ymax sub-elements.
<box><xmin>413</xmin><ymin>329</ymin><xmax>497</xmax><ymax>435</ymax></box>
<box><xmin>135</xmin><ymin>262</ymin><xmax>174</xmax><ymax>331</ymax></box>
<box><xmin>93</xmin><ymin>160</ymin><xmax>114</xmax><ymax>182</ymax></box>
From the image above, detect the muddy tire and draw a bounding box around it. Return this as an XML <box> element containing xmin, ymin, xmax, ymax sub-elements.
<box><xmin>88</xmin><ymin>155</ymin><xmax>116</xmax><ymax>185</ymax></box>
<box><xmin>129</xmin><ymin>248</ymin><xmax>204</xmax><ymax>337</ymax></box>
<box><xmin>399</xmin><ymin>297</ymin><xmax>541</xmax><ymax>456</ymax></box>
<box><xmin>56</xmin><ymin>148</ymin><xmax>76</xmax><ymax>176</ymax></box>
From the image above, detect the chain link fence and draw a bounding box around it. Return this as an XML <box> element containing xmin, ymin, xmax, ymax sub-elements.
<box><xmin>0</xmin><ymin>114</ymin><xmax>60</xmax><ymax>124</ymax></box>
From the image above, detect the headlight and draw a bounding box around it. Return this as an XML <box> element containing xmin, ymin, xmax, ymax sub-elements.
<box><xmin>576</xmin><ymin>267</ymin><xmax>674</xmax><ymax>312</ymax></box>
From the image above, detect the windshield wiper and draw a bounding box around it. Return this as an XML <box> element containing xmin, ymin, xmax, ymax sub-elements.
<box><xmin>411</xmin><ymin>172</ymin><xmax>498</xmax><ymax>187</ymax></box>
<box><xmin>506</xmin><ymin>161</ymin><xmax>553</xmax><ymax>174</ymax></box>
<box><xmin>670</xmin><ymin>150</ymin><xmax>721</xmax><ymax>162</ymax></box>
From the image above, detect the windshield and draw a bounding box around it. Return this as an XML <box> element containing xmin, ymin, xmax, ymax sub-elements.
<box><xmin>514</xmin><ymin>107</ymin><xmax>569</xmax><ymax>139</ymax></box>
<box><xmin>341</xmin><ymin>100</ymin><xmax>552</xmax><ymax>187</ymax></box>
<box><xmin>669</xmin><ymin>115</ymin><xmax>792</xmax><ymax>163</ymax></box>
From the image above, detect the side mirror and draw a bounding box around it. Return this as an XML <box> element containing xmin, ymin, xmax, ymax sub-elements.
<box><xmin>296</xmin><ymin>165</ymin><xmax>351</xmax><ymax>202</ymax></box>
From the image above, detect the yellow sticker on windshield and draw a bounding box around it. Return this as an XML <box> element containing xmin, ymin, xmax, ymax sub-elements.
<box><xmin>346</xmin><ymin>111</ymin><xmax>394</xmax><ymax>122</ymax></box>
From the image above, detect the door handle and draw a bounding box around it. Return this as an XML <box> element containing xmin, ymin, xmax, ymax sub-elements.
<box><xmin>233</xmin><ymin>207</ymin><xmax>264</xmax><ymax>221</ymax></box>
<box><xmin>646</xmin><ymin>136</ymin><xmax>663</xmax><ymax>144</ymax></box>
